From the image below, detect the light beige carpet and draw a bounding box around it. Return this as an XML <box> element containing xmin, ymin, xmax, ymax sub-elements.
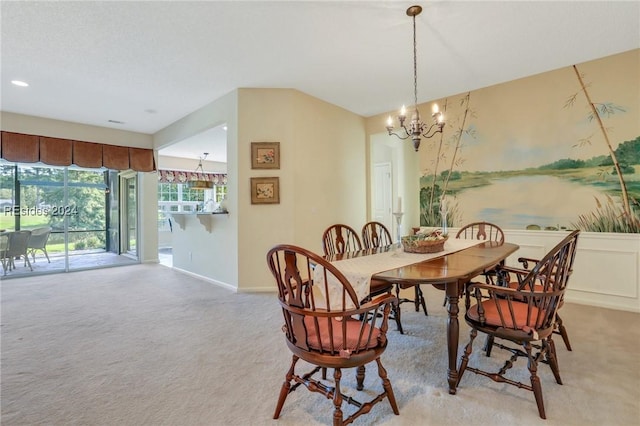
<box><xmin>1</xmin><ymin>263</ymin><xmax>639</xmax><ymax>425</ymax></box>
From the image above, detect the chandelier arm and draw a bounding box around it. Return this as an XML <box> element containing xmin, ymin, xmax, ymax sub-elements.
<box><xmin>418</xmin><ymin>122</ymin><xmax>445</xmax><ymax>139</ymax></box>
<box><xmin>387</xmin><ymin>128</ymin><xmax>412</xmax><ymax>140</ymax></box>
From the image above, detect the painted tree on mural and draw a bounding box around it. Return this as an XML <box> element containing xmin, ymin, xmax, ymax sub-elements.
<box><xmin>565</xmin><ymin>65</ymin><xmax>640</xmax><ymax>232</ymax></box>
<box><xmin>420</xmin><ymin>92</ymin><xmax>474</xmax><ymax>227</ymax></box>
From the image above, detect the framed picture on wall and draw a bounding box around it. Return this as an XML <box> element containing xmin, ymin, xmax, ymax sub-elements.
<box><xmin>251</xmin><ymin>142</ymin><xmax>280</xmax><ymax>169</ymax></box>
<box><xmin>251</xmin><ymin>177</ymin><xmax>280</xmax><ymax>204</ymax></box>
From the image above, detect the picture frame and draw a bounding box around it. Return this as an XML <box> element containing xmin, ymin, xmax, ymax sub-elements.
<box><xmin>250</xmin><ymin>177</ymin><xmax>280</xmax><ymax>204</ymax></box>
<box><xmin>251</xmin><ymin>142</ymin><xmax>280</xmax><ymax>169</ymax></box>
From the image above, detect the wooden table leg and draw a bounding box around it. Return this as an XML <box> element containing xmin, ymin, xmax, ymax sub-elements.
<box><xmin>445</xmin><ymin>281</ymin><xmax>461</xmax><ymax>395</ymax></box>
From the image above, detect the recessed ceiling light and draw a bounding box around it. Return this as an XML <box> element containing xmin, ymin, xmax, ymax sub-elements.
<box><xmin>223</xmin><ymin>126</ymin><xmax>228</xmax><ymax>131</ymax></box>
<box><xmin>11</xmin><ymin>80</ymin><xmax>29</xmax><ymax>87</ymax></box>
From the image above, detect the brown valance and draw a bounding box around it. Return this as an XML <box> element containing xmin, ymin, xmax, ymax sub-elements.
<box><xmin>73</xmin><ymin>141</ymin><xmax>103</xmax><ymax>168</ymax></box>
<box><xmin>129</xmin><ymin>147</ymin><xmax>156</xmax><ymax>172</ymax></box>
<box><xmin>1</xmin><ymin>132</ymin><xmax>39</xmax><ymax>163</ymax></box>
<box><xmin>158</xmin><ymin>169</ymin><xmax>228</xmax><ymax>185</ymax></box>
<box><xmin>40</xmin><ymin>137</ymin><xmax>73</xmax><ymax>166</ymax></box>
<box><xmin>103</xmin><ymin>144</ymin><xmax>130</xmax><ymax>170</ymax></box>
<box><xmin>0</xmin><ymin>131</ymin><xmax>156</xmax><ymax>172</ymax></box>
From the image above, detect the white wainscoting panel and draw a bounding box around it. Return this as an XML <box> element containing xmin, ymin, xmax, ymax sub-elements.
<box><xmin>499</xmin><ymin>230</ymin><xmax>640</xmax><ymax>313</ymax></box>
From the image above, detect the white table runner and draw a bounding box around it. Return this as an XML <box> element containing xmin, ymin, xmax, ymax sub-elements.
<box><xmin>314</xmin><ymin>238</ymin><xmax>481</xmax><ymax>308</ymax></box>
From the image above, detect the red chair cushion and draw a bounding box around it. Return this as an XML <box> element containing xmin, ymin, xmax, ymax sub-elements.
<box><xmin>304</xmin><ymin>316</ymin><xmax>381</xmax><ymax>352</ymax></box>
<box><xmin>467</xmin><ymin>299</ymin><xmax>541</xmax><ymax>330</ymax></box>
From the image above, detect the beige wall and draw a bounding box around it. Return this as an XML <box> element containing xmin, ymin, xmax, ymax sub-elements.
<box><xmin>0</xmin><ymin>112</ymin><xmax>153</xmax><ymax>148</ymax></box>
<box><xmin>237</xmin><ymin>88</ymin><xmax>367</xmax><ymax>291</ymax></box>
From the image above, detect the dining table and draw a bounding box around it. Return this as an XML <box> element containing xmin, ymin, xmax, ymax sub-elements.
<box><xmin>322</xmin><ymin>239</ymin><xmax>519</xmax><ymax>395</ymax></box>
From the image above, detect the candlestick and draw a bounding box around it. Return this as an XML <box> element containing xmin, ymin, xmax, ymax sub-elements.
<box><xmin>393</xmin><ymin>212</ymin><xmax>404</xmax><ymax>243</ymax></box>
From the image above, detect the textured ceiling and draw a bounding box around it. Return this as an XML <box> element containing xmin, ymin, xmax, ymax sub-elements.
<box><xmin>1</xmin><ymin>1</ymin><xmax>639</xmax><ymax>161</ymax></box>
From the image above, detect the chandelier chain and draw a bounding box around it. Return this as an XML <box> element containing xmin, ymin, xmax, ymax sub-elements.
<box><xmin>413</xmin><ymin>13</ymin><xmax>418</xmax><ymax>111</ymax></box>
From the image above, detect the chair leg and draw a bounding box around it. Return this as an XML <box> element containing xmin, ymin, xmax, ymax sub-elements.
<box><xmin>484</xmin><ymin>335</ymin><xmax>495</xmax><ymax>357</ymax></box>
<box><xmin>456</xmin><ymin>328</ymin><xmax>477</xmax><ymax>387</ymax></box>
<box><xmin>555</xmin><ymin>314</ymin><xmax>572</xmax><ymax>351</ymax></box>
<box><xmin>545</xmin><ymin>337</ymin><xmax>563</xmax><ymax>385</ymax></box>
<box><xmin>376</xmin><ymin>357</ymin><xmax>399</xmax><ymax>415</ymax></box>
<box><xmin>356</xmin><ymin>365</ymin><xmax>365</xmax><ymax>391</ymax></box>
<box><xmin>524</xmin><ymin>342</ymin><xmax>546</xmax><ymax>420</ymax></box>
<box><xmin>392</xmin><ymin>285</ymin><xmax>404</xmax><ymax>334</ymax></box>
<box><xmin>273</xmin><ymin>355</ymin><xmax>298</xmax><ymax>419</ymax></box>
<box><xmin>23</xmin><ymin>254</ymin><xmax>32</xmax><ymax>271</ymax></box>
<box><xmin>332</xmin><ymin>368</ymin><xmax>344</xmax><ymax>426</ymax></box>
<box><xmin>416</xmin><ymin>286</ymin><xmax>428</xmax><ymax>316</ymax></box>
<box><xmin>43</xmin><ymin>248</ymin><xmax>50</xmax><ymax>263</ymax></box>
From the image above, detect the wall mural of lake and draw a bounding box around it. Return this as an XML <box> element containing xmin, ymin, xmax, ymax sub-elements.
<box><xmin>418</xmin><ymin>49</ymin><xmax>639</xmax><ymax>233</ymax></box>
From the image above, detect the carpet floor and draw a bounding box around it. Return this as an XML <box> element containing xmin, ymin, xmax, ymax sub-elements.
<box><xmin>1</xmin><ymin>263</ymin><xmax>639</xmax><ymax>425</ymax></box>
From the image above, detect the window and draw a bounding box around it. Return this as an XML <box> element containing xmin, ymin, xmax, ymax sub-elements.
<box><xmin>157</xmin><ymin>182</ymin><xmax>226</xmax><ymax>231</ymax></box>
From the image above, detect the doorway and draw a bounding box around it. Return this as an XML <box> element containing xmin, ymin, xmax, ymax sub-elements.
<box><xmin>373</xmin><ymin>162</ymin><xmax>393</xmax><ymax>234</ymax></box>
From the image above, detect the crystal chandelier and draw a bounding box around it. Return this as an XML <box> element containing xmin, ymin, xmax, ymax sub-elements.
<box><xmin>386</xmin><ymin>5</ymin><xmax>444</xmax><ymax>152</ymax></box>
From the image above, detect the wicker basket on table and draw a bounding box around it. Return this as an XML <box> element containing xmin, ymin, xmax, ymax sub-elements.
<box><xmin>401</xmin><ymin>233</ymin><xmax>448</xmax><ymax>254</ymax></box>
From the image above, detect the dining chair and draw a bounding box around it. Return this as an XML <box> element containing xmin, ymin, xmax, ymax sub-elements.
<box><xmin>2</xmin><ymin>230</ymin><xmax>33</xmax><ymax>275</ymax></box>
<box><xmin>267</xmin><ymin>244</ymin><xmax>399</xmax><ymax>425</ymax></box>
<box><xmin>456</xmin><ymin>221</ymin><xmax>505</xmax><ymax>244</ymax></box>
<box><xmin>456</xmin><ymin>230</ymin><xmax>579</xmax><ymax>419</ymax></box>
<box><xmin>27</xmin><ymin>226</ymin><xmax>52</xmax><ymax>263</ymax></box>
<box><xmin>362</xmin><ymin>221</ymin><xmax>429</xmax><ymax>325</ymax></box>
<box><xmin>321</xmin><ymin>224</ymin><xmax>363</xmax><ymax>256</ymax></box>
<box><xmin>454</xmin><ymin>221</ymin><xmax>506</xmax><ymax>302</ymax></box>
<box><xmin>322</xmin><ymin>223</ymin><xmax>403</xmax><ymax>332</ymax></box>
<box><xmin>497</xmin><ymin>231</ymin><xmax>580</xmax><ymax>353</ymax></box>
<box><xmin>361</xmin><ymin>221</ymin><xmax>393</xmax><ymax>249</ymax></box>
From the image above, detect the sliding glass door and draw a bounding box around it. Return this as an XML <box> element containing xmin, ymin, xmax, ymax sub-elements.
<box><xmin>0</xmin><ymin>161</ymin><xmax>138</xmax><ymax>277</ymax></box>
<box><xmin>121</xmin><ymin>173</ymin><xmax>137</xmax><ymax>256</ymax></box>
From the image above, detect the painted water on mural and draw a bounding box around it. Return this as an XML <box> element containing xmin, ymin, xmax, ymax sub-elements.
<box><xmin>452</xmin><ymin>175</ymin><xmax>618</xmax><ymax>230</ymax></box>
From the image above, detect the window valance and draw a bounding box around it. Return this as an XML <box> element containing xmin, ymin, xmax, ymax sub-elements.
<box><xmin>0</xmin><ymin>131</ymin><xmax>156</xmax><ymax>172</ymax></box>
<box><xmin>158</xmin><ymin>169</ymin><xmax>228</xmax><ymax>185</ymax></box>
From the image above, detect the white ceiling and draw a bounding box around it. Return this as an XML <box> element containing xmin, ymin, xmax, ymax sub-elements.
<box><xmin>2</xmin><ymin>1</ymin><xmax>639</xmax><ymax>162</ymax></box>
